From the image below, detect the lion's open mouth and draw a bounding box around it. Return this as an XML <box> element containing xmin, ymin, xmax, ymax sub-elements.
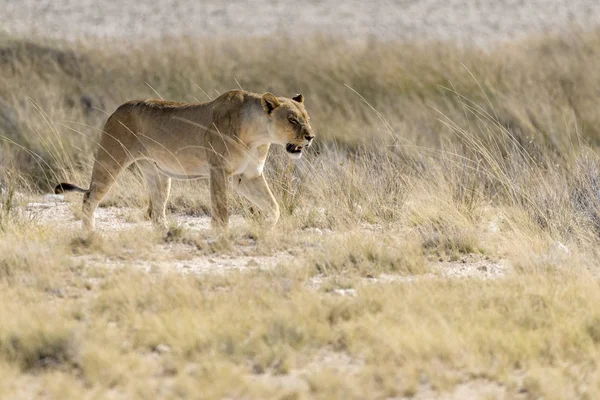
<box><xmin>286</xmin><ymin>143</ymin><xmax>303</xmax><ymax>154</ymax></box>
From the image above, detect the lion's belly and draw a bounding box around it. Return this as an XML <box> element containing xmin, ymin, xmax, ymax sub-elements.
<box><xmin>145</xmin><ymin>145</ymin><xmax>264</xmax><ymax>180</ymax></box>
<box><xmin>141</xmin><ymin>143</ymin><xmax>210</xmax><ymax>180</ymax></box>
<box><xmin>152</xmin><ymin>160</ymin><xmax>210</xmax><ymax>180</ymax></box>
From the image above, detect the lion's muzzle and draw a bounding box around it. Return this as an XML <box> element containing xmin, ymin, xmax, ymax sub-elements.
<box><xmin>286</xmin><ymin>143</ymin><xmax>303</xmax><ymax>154</ymax></box>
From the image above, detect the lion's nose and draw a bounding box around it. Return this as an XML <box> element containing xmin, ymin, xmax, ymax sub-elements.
<box><xmin>304</xmin><ymin>135</ymin><xmax>314</xmax><ymax>142</ymax></box>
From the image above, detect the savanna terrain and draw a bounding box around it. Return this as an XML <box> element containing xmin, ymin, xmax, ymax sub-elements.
<box><xmin>2</xmin><ymin>2</ymin><xmax>600</xmax><ymax>399</ymax></box>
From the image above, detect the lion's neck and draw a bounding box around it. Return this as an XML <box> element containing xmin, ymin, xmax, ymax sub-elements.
<box><xmin>240</xmin><ymin>101</ymin><xmax>279</xmax><ymax>148</ymax></box>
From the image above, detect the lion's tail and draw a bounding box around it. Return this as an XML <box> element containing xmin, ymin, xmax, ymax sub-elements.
<box><xmin>54</xmin><ymin>182</ymin><xmax>88</xmax><ymax>194</ymax></box>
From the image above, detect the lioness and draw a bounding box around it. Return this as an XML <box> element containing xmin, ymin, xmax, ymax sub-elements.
<box><xmin>55</xmin><ymin>90</ymin><xmax>315</xmax><ymax>231</ymax></box>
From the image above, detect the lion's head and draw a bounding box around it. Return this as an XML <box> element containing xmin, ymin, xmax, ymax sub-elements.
<box><xmin>261</xmin><ymin>92</ymin><xmax>315</xmax><ymax>160</ymax></box>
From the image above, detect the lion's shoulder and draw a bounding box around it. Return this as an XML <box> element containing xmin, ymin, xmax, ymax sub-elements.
<box><xmin>210</xmin><ymin>90</ymin><xmax>262</xmax><ymax>117</ymax></box>
<box><xmin>213</xmin><ymin>90</ymin><xmax>262</xmax><ymax>105</ymax></box>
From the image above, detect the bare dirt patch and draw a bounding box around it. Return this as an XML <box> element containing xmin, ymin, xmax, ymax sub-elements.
<box><xmin>20</xmin><ymin>194</ymin><xmax>508</xmax><ymax>281</ymax></box>
<box><xmin>22</xmin><ymin>194</ymin><xmax>293</xmax><ymax>275</ymax></box>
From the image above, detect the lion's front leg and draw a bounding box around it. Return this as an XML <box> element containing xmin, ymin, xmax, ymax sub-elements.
<box><xmin>232</xmin><ymin>174</ymin><xmax>280</xmax><ymax>227</ymax></box>
<box><xmin>210</xmin><ymin>165</ymin><xmax>229</xmax><ymax>229</ymax></box>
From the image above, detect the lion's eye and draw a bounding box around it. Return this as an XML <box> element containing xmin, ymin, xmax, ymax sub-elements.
<box><xmin>288</xmin><ymin>117</ymin><xmax>299</xmax><ymax>125</ymax></box>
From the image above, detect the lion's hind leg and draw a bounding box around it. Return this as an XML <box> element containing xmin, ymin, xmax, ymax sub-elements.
<box><xmin>82</xmin><ymin>113</ymin><xmax>139</xmax><ymax>231</ymax></box>
<box><xmin>83</xmin><ymin>155</ymin><xmax>133</xmax><ymax>232</ymax></box>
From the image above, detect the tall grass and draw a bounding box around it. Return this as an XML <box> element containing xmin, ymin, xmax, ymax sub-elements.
<box><xmin>3</xmin><ymin>30</ymin><xmax>600</xmax><ymax>255</ymax></box>
<box><xmin>3</xmin><ymin>30</ymin><xmax>600</xmax><ymax>244</ymax></box>
<box><xmin>2</xmin><ymin>29</ymin><xmax>600</xmax><ymax>398</ymax></box>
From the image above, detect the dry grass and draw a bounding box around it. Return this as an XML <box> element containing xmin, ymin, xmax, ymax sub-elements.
<box><xmin>2</xmin><ymin>29</ymin><xmax>600</xmax><ymax>398</ymax></box>
<box><xmin>1</xmin><ymin>222</ymin><xmax>599</xmax><ymax>399</ymax></box>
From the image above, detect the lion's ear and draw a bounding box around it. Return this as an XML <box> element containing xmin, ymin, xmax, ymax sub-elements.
<box><xmin>261</xmin><ymin>93</ymin><xmax>280</xmax><ymax>114</ymax></box>
<box><xmin>292</xmin><ymin>93</ymin><xmax>304</xmax><ymax>103</ymax></box>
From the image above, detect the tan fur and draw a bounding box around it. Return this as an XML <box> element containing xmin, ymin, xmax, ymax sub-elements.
<box><xmin>58</xmin><ymin>90</ymin><xmax>315</xmax><ymax>231</ymax></box>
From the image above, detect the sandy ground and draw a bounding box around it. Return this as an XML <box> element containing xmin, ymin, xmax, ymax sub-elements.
<box><xmin>2</xmin><ymin>0</ymin><xmax>600</xmax><ymax>47</ymax></box>
<box><xmin>23</xmin><ymin>194</ymin><xmax>294</xmax><ymax>275</ymax></box>
<box><xmin>20</xmin><ymin>194</ymin><xmax>509</xmax><ymax>282</ymax></box>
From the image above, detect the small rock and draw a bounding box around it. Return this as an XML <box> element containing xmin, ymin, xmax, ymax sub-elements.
<box><xmin>477</xmin><ymin>265</ymin><xmax>488</xmax><ymax>272</ymax></box>
<box><xmin>554</xmin><ymin>241</ymin><xmax>569</xmax><ymax>254</ymax></box>
<box><xmin>489</xmin><ymin>221</ymin><xmax>500</xmax><ymax>233</ymax></box>
<box><xmin>246</xmin><ymin>259</ymin><xmax>260</xmax><ymax>267</ymax></box>
<box><xmin>303</xmin><ymin>227</ymin><xmax>323</xmax><ymax>236</ymax></box>
<box><xmin>44</xmin><ymin>194</ymin><xmax>65</xmax><ymax>201</ymax></box>
<box><xmin>27</xmin><ymin>202</ymin><xmax>51</xmax><ymax>209</ymax></box>
<box><xmin>155</xmin><ymin>344</ymin><xmax>171</xmax><ymax>354</ymax></box>
<box><xmin>333</xmin><ymin>288</ymin><xmax>357</xmax><ymax>297</ymax></box>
